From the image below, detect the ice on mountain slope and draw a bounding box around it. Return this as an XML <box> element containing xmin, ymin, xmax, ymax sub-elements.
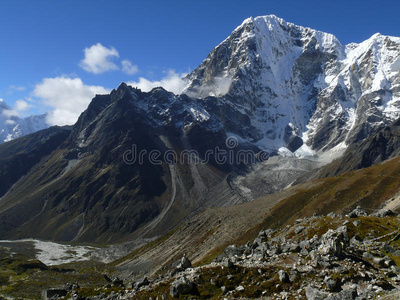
<box><xmin>0</xmin><ymin>99</ymin><xmax>48</xmax><ymax>143</ymax></box>
<box><xmin>183</xmin><ymin>14</ymin><xmax>400</xmax><ymax>154</ymax></box>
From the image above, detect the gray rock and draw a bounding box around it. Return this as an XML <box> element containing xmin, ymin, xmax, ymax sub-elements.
<box><xmin>295</xmin><ymin>226</ymin><xmax>306</xmax><ymax>234</ymax></box>
<box><xmin>42</xmin><ymin>289</ymin><xmax>68</xmax><ymax>300</ymax></box>
<box><xmin>173</xmin><ymin>256</ymin><xmax>192</xmax><ymax>272</ymax></box>
<box><xmin>348</xmin><ymin>206</ymin><xmax>368</xmax><ymax>218</ymax></box>
<box><xmin>305</xmin><ymin>285</ymin><xmax>356</xmax><ymax>300</ymax></box>
<box><xmin>319</xmin><ymin>227</ymin><xmax>349</xmax><ymax>257</ymax></box>
<box><xmin>170</xmin><ymin>277</ymin><xmax>193</xmax><ymax>298</ymax></box>
<box><xmin>372</xmin><ymin>209</ymin><xmax>395</xmax><ymax>217</ymax></box>
<box><xmin>300</xmin><ymin>248</ymin><xmax>309</xmax><ymax>256</ymax></box>
<box><xmin>224</xmin><ymin>245</ymin><xmax>244</xmax><ymax>258</ymax></box>
<box><xmin>324</xmin><ymin>276</ymin><xmax>339</xmax><ymax>291</ymax></box>
<box><xmin>258</xmin><ymin>230</ymin><xmax>266</xmax><ymax>238</ymax></box>
<box><xmin>221</xmin><ymin>286</ymin><xmax>227</xmax><ymax>294</ymax></box>
<box><xmin>235</xmin><ymin>285</ymin><xmax>245</xmax><ymax>292</ymax></box>
<box><xmin>278</xmin><ymin>270</ymin><xmax>290</xmax><ymax>283</ymax></box>
<box><xmin>305</xmin><ymin>285</ymin><xmax>329</xmax><ymax>300</ymax></box>
<box><xmin>221</xmin><ymin>258</ymin><xmax>234</xmax><ymax>268</ymax></box>
<box><xmin>136</xmin><ymin>277</ymin><xmax>149</xmax><ymax>288</ymax></box>
<box><xmin>363</xmin><ymin>252</ymin><xmax>374</xmax><ymax>260</ymax></box>
<box><xmin>289</xmin><ymin>243</ymin><xmax>301</xmax><ymax>252</ymax></box>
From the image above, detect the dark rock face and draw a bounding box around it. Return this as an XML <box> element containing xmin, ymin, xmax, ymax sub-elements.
<box><xmin>0</xmin><ymin>126</ymin><xmax>71</xmax><ymax>198</ymax></box>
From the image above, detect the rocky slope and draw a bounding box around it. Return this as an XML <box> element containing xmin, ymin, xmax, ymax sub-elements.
<box><xmin>9</xmin><ymin>207</ymin><xmax>400</xmax><ymax>299</ymax></box>
<box><xmin>0</xmin><ymin>99</ymin><xmax>48</xmax><ymax>143</ymax></box>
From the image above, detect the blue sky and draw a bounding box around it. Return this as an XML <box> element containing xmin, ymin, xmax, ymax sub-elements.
<box><xmin>1</xmin><ymin>0</ymin><xmax>400</xmax><ymax>125</ymax></box>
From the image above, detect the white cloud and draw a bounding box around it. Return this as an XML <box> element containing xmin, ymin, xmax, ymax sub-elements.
<box><xmin>2</xmin><ymin>109</ymin><xmax>19</xmax><ymax>118</ymax></box>
<box><xmin>33</xmin><ymin>76</ymin><xmax>109</xmax><ymax>126</ymax></box>
<box><xmin>9</xmin><ymin>85</ymin><xmax>26</xmax><ymax>92</ymax></box>
<box><xmin>185</xmin><ymin>76</ymin><xmax>233</xmax><ymax>98</ymax></box>
<box><xmin>121</xmin><ymin>60</ymin><xmax>139</xmax><ymax>75</ymax></box>
<box><xmin>5</xmin><ymin>119</ymin><xmax>16</xmax><ymax>125</ymax></box>
<box><xmin>14</xmin><ymin>99</ymin><xmax>30</xmax><ymax>112</ymax></box>
<box><xmin>79</xmin><ymin>43</ymin><xmax>120</xmax><ymax>74</ymax></box>
<box><xmin>127</xmin><ymin>70</ymin><xmax>187</xmax><ymax>94</ymax></box>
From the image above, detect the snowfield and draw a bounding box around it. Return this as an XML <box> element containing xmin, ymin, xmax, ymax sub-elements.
<box><xmin>0</xmin><ymin>239</ymin><xmax>97</xmax><ymax>266</ymax></box>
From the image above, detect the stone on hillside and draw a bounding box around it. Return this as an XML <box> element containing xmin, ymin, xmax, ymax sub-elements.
<box><xmin>235</xmin><ymin>285</ymin><xmax>245</xmax><ymax>292</ymax></box>
<box><xmin>305</xmin><ymin>285</ymin><xmax>356</xmax><ymax>300</ymax></box>
<box><xmin>372</xmin><ymin>209</ymin><xmax>395</xmax><ymax>217</ymax></box>
<box><xmin>42</xmin><ymin>289</ymin><xmax>68</xmax><ymax>300</ymax></box>
<box><xmin>295</xmin><ymin>226</ymin><xmax>306</xmax><ymax>234</ymax></box>
<box><xmin>289</xmin><ymin>243</ymin><xmax>301</xmax><ymax>253</ymax></box>
<box><xmin>324</xmin><ymin>276</ymin><xmax>340</xmax><ymax>291</ymax></box>
<box><xmin>112</xmin><ymin>277</ymin><xmax>124</xmax><ymax>287</ymax></box>
<box><xmin>300</xmin><ymin>248</ymin><xmax>309</xmax><ymax>256</ymax></box>
<box><xmin>305</xmin><ymin>285</ymin><xmax>329</xmax><ymax>300</ymax></box>
<box><xmin>278</xmin><ymin>270</ymin><xmax>290</xmax><ymax>283</ymax></box>
<box><xmin>319</xmin><ymin>227</ymin><xmax>349</xmax><ymax>257</ymax></box>
<box><xmin>136</xmin><ymin>277</ymin><xmax>149</xmax><ymax>288</ymax></box>
<box><xmin>224</xmin><ymin>245</ymin><xmax>244</xmax><ymax>258</ymax></box>
<box><xmin>170</xmin><ymin>277</ymin><xmax>193</xmax><ymax>298</ymax></box>
<box><xmin>348</xmin><ymin>206</ymin><xmax>368</xmax><ymax>218</ymax></box>
<box><xmin>173</xmin><ymin>256</ymin><xmax>192</xmax><ymax>272</ymax></box>
<box><xmin>363</xmin><ymin>252</ymin><xmax>374</xmax><ymax>260</ymax></box>
<box><xmin>222</xmin><ymin>258</ymin><xmax>234</xmax><ymax>268</ymax></box>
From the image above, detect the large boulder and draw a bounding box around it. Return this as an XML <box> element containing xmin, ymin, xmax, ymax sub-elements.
<box><xmin>170</xmin><ymin>277</ymin><xmax>194</xmax><ymax>298</ymax></box>
<box><xmin>173</xmin><ymin>256</ymin><xmax>192</xmax><ymax>272</ymax></box>
<box><xmin>348</xmin><ymin>206</ymin><xmax>368</xmax><ymax>218</ymax></box>
<box><xmin>318</xmin><ymin>227</ymin><xmax>349</xmax><ymax>257</ymax></box>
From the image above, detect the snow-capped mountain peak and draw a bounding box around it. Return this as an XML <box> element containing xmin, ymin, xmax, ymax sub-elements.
<box><xmin>183</xmin><ymin>15</ymin><xmax>400</xmax><ymax>154</ymax></box>
<box><xmin>0</xmin><ymin>99</ymin><xmax>48</xmax><ymax>143</ymax></box>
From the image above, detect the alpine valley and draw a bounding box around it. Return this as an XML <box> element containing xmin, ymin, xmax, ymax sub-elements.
<box><xmin>2</xmin><ymin>15</ymin><xmax>400</xmax><ymax>299</ymax></box>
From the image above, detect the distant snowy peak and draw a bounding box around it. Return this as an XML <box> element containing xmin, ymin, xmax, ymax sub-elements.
<box><xmin>0</xmin><ymin>99</ymin><xmax>49</xmax><ymax>144</ymax></box>
<box><xmin>183</xmin><ymin>15</ymin><xmax>400</xmax><ymax>153</ymax></box>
